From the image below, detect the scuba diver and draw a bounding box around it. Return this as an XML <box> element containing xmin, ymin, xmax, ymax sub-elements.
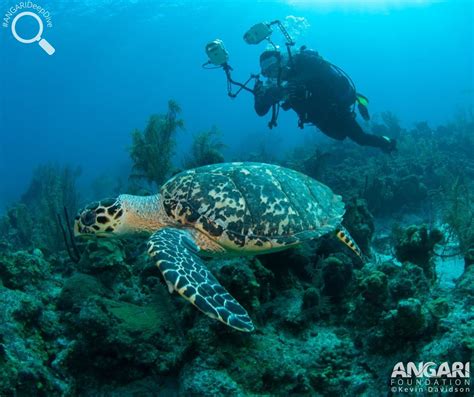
<box><xmin>204</xmin><ymin>20</ymin><xmax>396</xmax><ymax>153</ymax></box>
<box><xmin>254</xmin><ymin>48</ymin><xmax>397</xmax><ymax>153</ymax></box>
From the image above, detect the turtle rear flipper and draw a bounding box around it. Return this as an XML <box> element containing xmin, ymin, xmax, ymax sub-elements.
<box><xmin>147</xmin><ymin>228</ymin><xmax>254</xmax><ymax>332</ymax></box>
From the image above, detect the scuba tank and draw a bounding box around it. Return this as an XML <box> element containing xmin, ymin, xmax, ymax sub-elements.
<box><xmin>296</xmin><ymin>48</ymin><xmax>371</xmax><ymax>121</ymax></box>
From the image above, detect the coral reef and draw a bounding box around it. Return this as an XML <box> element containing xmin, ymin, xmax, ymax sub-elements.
<box><xmin>393</xmin><ymin>224</ymin><xmax>443</xmax><ymax>281</ymax></box>
<box><xmin>184</xmin><ymin>125</ymin><xmax>226</xmax><ymax>169</ymax></box>
<box><xmin>129</xmin><ymin>100</ymin><xmax>184</xmax><ymax>187</ymax></box>
<box><xmin>0</xmin><ymin>250</ymin><xmax>72</xmax><ymax>396</ymax></box>
<box><xmin>0</xmin><ymin>163</ymin><xmax>80</xmax><ymax>253</ymax></box>
<box><xmin>1</xmin><ymin>223</ymin><xmax>470</xmax><ymax>396</ymax></box>
<box><xmin>290</xmin><ymin>111</ymin><xmax>473</xmax><ymax>223</ymax></box>
<box><xmin>1</xmin><ymin>110</ymin><xmax>473</xmax><ymax>395</ymax></box>
<box><xmin>341</xmin><ymin>198</ymin><xmax>374</xmax><ymax>255</ymax></box>
<box><xmin>442</xmin><ymin>176</ymin><xmax>474</xmax><ymax>268</ymax></box>
<box><xmin>371</xmin><ymin>111</ymin><xmax>403</xmax><ymax>139</ymax></box>
<box><xmin>0</xmin><ymin>222</ymin><xmax>470</xmax><ymax>396</ymax></box>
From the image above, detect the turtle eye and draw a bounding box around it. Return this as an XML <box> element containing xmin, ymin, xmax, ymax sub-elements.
<box><xmin>81</xmin><ymin>210</ymin><xmax>97</xmax><ymax>226</ymax></box>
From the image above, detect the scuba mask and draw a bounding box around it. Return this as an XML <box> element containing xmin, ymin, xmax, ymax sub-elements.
<box><xmin>259</xmin><ymin>50</ymin><xmax>282</xmax><ymax>78</ymax></box>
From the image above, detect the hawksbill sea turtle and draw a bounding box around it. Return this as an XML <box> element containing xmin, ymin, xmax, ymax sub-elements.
<box><xmin>74</xmin><ymin>162</ymin><xmax>362</xmax><ymax>332</ymax></box>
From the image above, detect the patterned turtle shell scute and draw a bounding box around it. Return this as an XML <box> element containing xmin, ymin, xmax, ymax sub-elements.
<box><xmin>160</xmin><ymin>163</ymin><xmax>345</xmax><ymax>251</ymax></box>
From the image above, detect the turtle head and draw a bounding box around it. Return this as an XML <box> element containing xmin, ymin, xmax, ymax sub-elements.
<box><xmin>74</xmin><ymin>197</ymin><xmax>126</xmax><ymax>237</ymax></box>
<box><xmin>74</xmin><ymin>194</ymin><xmax>163</xmax><ymax>237</ymax></box>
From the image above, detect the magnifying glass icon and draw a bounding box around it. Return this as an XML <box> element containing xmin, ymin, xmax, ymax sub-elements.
<box><xmin>11</xmin><ymin>11</ymin><xmax>55</xmax><ymax>55</ymax></box>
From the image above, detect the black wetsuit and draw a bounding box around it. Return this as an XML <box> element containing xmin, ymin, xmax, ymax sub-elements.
<box><xmin>254</xmin><ymin>49</ymin><xmax>393</xmax><ymax>151</ymax></box>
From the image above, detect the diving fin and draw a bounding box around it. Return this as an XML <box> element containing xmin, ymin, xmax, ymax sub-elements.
<box><xmin>356</xmin><ymin>94</ymin><xmax>370</xmax><ymax>121</ymax></box>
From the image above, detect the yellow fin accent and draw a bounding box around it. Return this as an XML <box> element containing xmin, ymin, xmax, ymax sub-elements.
<box><xmin>335</xmin><ymin>227</ymin><xmax>363</xmax><ymax>261</ymax></box>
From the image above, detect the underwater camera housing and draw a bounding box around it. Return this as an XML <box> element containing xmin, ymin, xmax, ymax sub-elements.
<box><xmin>203</xmin><ymin>38</ymin><xmax>258</xmax><ymax>99</ymax></box>
<box><xmin>203</xmin><ymin>20</ymin><xmax>295</xmax><ymax>107</ymax></box>
<box><xmin>243</xmin><ymin>22</ymin><xmax>273</xmax><ymax>45</ymax></box>
<box><xmin>205</xmin><ymin>39</ymin><xmax>229</xmax><ymax>66</ymax></box>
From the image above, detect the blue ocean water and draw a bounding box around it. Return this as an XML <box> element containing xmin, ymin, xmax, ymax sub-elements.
<box><xmin>0</xmin><ymin>0</ymin><xmax>472</xmax><ymax>210</ymax></box>
<box><xmin>1</xmin><ymin>2</ymin><xmax>474</xmax><ymax>395</ymax></box>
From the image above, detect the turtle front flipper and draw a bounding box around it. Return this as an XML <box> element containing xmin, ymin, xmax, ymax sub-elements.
<box><xmin>147</xmin><ymin>228</ymin><xmax>254</xmax><ymax>332</ymax></box>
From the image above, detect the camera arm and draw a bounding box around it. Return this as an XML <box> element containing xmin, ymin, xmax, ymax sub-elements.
<box><xmin>222</xmin><ymin>64</ymin><xmax>259</xmax><ymax>98</ymax></box>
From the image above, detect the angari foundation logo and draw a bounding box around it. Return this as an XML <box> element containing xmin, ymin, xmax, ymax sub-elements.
<box><xmin>390</xmin><ymin>362</ymin><xmax>471</xmax><ymax>394</ymax></box>
<box><xmin>3</xmin><ymin>2</ymin><xmax>55</xmax><ymax>55</ymax></box>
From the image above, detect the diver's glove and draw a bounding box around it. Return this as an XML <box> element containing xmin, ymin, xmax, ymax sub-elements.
<box><xmin>253</xmin><ymin>79</ymin><xmax>264</xmax><ymax>96</ymax></box>
<box><xmin>267</xmin><ymin>85</ymin><xmax>285</xmax><ymax>103</ymax></box>
<box><xmin>286</xmin><ymin>81</ymin><xmax>307</xmax><ymax>103</ymax></box>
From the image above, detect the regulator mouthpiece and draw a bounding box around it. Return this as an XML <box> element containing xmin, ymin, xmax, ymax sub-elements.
<box><xmin>205</xmin><ymin>39</ymin><xmax>229</xmax><ymax>66</ymax></box>
<box><xmin>243</xmin><ymin>22</ymin><xmax>272</xmax><ymax>45</ymax></box>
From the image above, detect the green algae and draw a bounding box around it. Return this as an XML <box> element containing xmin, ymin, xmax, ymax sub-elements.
<box><xmin>105</xmin><ymin>299</ymin><xmax>162</xmax><ymax>336</ymax></box>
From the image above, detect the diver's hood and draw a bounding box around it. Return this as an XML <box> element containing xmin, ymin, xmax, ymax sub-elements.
<box><xmin>259</xmin><ymin>50</ymin><xmax>288</xmax><ymax>78</ymax></box>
